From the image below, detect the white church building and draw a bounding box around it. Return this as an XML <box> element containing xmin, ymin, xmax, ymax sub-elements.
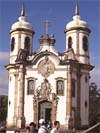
<box><xmin>6</xmin><ymin>1</ymin><xmax>93</xmax><ymax>130</ymax></box>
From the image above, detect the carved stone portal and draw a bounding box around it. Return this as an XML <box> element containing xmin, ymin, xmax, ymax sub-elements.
<box><xmin>33</xmin><ymin>79</ymin><xmax>59</xmax><ymax>126</ymax></box>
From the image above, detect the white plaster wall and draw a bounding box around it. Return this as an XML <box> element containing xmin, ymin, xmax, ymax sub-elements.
<box><xmin>10</xmin><ymin>34</ymin><xmax>19</xmax><ymax>64</ymax></box>
<box><xmin>80</xmin><ymin>73</ymin><xmax>89</xmax><ymax>125</ymax></box>
<box><xmin>56</xmin><ymin>96</ymin><xmax>66</xmax><ymax>124</ymax></box>
<box><xmin>10</xmin><ymin>31</ymin><xmax>33</xmax><ymax>64</ymax></box>
<box><xmin>66</xmin><ymin>31</ymin><xmax>89</xmax><ymax>64</ymax></box>
<box><xmin>24</xmin><ymin>61</ymin><xmax>67</xmax><ymax>125</ymax></box>
<box><xmin>52</xmin><ymin>69</ymin><xmax>67</xmax><ymax>124</ymax></box>
<box><xmin>7</xmin><ymin>73</ymin><xmax>15</xmax><ymax>125</ymax></box>
<box><xmin>79</xmin><ymin>33</ymin><xmax>89</xmax><ymax>55</ymax></box>
<box><xmin>66</xmin><ymin>32</ymin><xmax>77</xmax><ymax>53</ymax></box>
<box><xmin>24</xmin><ymin>95</ymin><xmax>34</xmax><ymax>125</ymax></box>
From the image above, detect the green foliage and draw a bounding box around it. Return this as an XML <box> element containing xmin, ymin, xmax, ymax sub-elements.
<box><xmin>89</xmin><ymin>82</ymin><xmax>100</xmax><ymax>126</ymax></box>
<box><xmin>0</xmin><ymin>96</ymin><xmax>8</xmax><ymax>122</ymax></box>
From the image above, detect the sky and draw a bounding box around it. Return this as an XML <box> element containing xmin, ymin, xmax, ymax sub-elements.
<box><xmin>0</xmin><ymin>0</ymin><xmax>100</xmax><ymax>95</ymax></box>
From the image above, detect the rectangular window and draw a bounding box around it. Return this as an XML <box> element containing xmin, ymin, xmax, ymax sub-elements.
<box><xmin>28</xmin><ymin>80</ymin><xmax>34</xmax><ymax>94</ymax></box>
<box><xmin>56</xmin><ymin>80</ymin><xmax>64</xmax><ymax>96</ymax></box>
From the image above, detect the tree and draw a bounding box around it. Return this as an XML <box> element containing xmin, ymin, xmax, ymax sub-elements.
<box><xmin>89</xmin><ymin>82</ymin><xmax>100</xmax><ymax>126</ymax></box>
<box><xmin>0</xmin><ymin>96</ymin><xmax>8</xmax><ymax>122</ymax></box>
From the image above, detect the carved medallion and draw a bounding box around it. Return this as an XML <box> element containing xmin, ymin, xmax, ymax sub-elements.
<box><xmin>38</xmin><ymin>56</ymin><xmax>55</xmax><ymax>78</ymax></box>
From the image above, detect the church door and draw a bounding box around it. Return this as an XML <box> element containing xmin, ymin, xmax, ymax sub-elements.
<box><xmin>38</xmin><ymin>101</ymin><xmax>52</xmax><ymax>124</ymax></box>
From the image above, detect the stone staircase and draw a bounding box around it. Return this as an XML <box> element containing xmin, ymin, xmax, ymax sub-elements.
<box><xmin>1</xmin><ymin>122</ymin><xmax>99</xmax><ymax>133</ymax></box>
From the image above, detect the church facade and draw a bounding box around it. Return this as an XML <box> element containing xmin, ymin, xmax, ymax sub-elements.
<box><xmin>6</xmin><ymin>1</ymin><xmax>93</xmax><ymax>130</ymax></box>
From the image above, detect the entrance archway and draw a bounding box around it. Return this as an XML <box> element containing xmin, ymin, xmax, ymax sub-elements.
<box><xmin>38</xmin><ymin>100</ymin><xmax>52</xmax><ymax>124</ymax></box>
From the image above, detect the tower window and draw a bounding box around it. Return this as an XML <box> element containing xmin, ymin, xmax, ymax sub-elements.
<box><xmin>72</xmin><ymin>79</ymin><xmax>75</xmax><ymax>97</ymax></box>
<box><xmin>56</xmin><ymin>80</ymin><xmax>64</xmax><ymax>95</ymax></box>
<box><xmin>83</xmin><ymin>36</ymin><xmax>88</xmax><ymax>51</ymax></box>
<box><xmin>28</xmin><ymin>80</ymin><xmax>34</xmax><ymax>94</ymax></box>
<box><xmin>68</xmin><ymin>37</ymin><xmax>72</xmax><ymax>49</ymax></box>
<box><xmin>11</xmin><ymin>37</ymin><xmax>15</xmax><ymax>51</ymax></box>
<box><xmin>24</xmin><ymin>37</ymin><xmax>30</xmax><ymax>51</ymax></box>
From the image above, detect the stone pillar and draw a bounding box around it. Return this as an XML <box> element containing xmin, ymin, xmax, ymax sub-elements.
<box><xmin>51</xmin><ymin>101</ymin><xmax>57</xmax><ymax>123</ymax></box>
<box><xmin>13</xmin><ymin>74</ymin><xmax>18</xmax><ymax>126</ymax></box>
<box><xmin>76</xmin><ymin>31</ymin><xmax>79</xmax><ymax>55</ymax></box>
<box><xmin>16</xmin><ymin>64</ymin><xmax>25</xmax><ymax>128</ymax></box>
<box><xmin>76</xmin><ymin>66</ymin><xmax>81</xmax><ymax>128</ymax></box>
<box><xmin>66</xmin><ymin>64</ymin><xmax>73</xmax><ymax>129</ymax></box>
<box><xmin>33</xmin><ymin>97</ymin><xmax>38</xmax><ymax>127</ymax></box>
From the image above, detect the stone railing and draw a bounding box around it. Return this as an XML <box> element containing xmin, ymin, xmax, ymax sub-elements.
<box><xmin>81</xmin><ymin>122</ymin><xmax>100</xmax><ymax>133</ymax></box>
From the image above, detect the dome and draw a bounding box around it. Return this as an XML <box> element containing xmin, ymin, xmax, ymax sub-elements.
<box><xmin>65</xmin><ymin>1</ymin><xmax>90</xmax><ymax>32</ymax></box>
<box><xmin>11</xmin><ymin>3</ymin><xmax>33</xmax><ymax>32</ymax></box>
<box><xmin>11</xmin><ymin>16</ymin><xmax>33</xmax><ymax>31</ymax></box>
<box><xmin>66</xmin><ymin>15</ymin><xmax>89</xmax><ymax>30</ymax></box>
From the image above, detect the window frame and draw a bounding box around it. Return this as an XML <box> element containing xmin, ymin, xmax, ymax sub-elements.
<box><xmin>27</xmin><ymin>77</ymin><xmax>36</xmax><ymax>95</ymax></box>
<box><xmin>56</xmin><ymin>78</ymin><xmax>65</xmax><ymax>96</ymax></box>
<box><xmin>24</xmin><ymin>36</ymin><xmax>30</xmax><ymax>51</ymax></box>
<box><xmin>68</xmin><ymin>36</ymin><xmax>72</xmax><ymax>49</ymax></box>
<box><xmin>11</xmin><ymin>37</ymin><xmax>15</xmax><ymax>52</ymax></box>
<box><xmin>83</xmin><ymin>36</ymin><xmax>88</xmax><ymax>52</ymax></box>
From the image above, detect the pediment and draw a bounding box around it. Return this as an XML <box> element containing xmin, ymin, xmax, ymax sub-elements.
<box><xmin>30</xmin><ymin>51</ymin><xmax>60</xmax><ymax>65</ymax></box>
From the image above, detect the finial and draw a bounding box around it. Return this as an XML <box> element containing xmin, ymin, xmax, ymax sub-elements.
<box><xmin>75</xmin><ymin>0</ymin><xmax>79</xmax><ymax>15</ymax></box>
<box><xmin>21</xmin><ymin>1</ymin><xmax>25</xmax><ymax>16</ymax></box>
<box><xmin>45</xmin><ymin>19</ymin><xmax>50</xmax><ymax>35</ymax></box>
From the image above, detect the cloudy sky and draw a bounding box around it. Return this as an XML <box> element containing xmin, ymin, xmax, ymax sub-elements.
<box><xmin>0</xmin><ymin>0</ymin><xmax>100</xmax><ymax>95</ymax></box>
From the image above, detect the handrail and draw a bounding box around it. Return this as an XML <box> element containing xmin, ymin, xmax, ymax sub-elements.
<box><xmin>81</xmin><ymin>122</ymin><xmax>100</xmax><ymax>133</ymax></box>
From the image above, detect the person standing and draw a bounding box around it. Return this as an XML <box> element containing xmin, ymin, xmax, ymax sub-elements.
<box><xmin>29</xmin><ymin>122</ymin><xmax>38</xmax><ymax>133</ymax></box>
<box><xmin>15</xmin><ymin>129</ymin><xmax>20</xmax><ymax>133</ymax></box>
<box><xmin>25</xmin><ymin>126</ymin><xmax>31</xmax><ymax>133</ymax></box>
<box><xmin>50</xmin><ymin>121</ymin><xmax>60</xmax><ymax>133</ymax></box>
<box><xmin>38</xmin><ymin>119</ymin><xmax>48</xmax><ymax>133</ymax></box>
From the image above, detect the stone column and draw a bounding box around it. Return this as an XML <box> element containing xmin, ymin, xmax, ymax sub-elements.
<box><xmin>16</xmin><ymin>64</ymin><xmax>25</xmax><ymax>128</ymax></box>
<box><xmin>51</xmin><ymin>101</ymin><xmax>57</xmax><ymax>123</ymax></box>
<box><xmin>33</xmin><ymin>97</ymin><xmax>38</xmax><ymax>127</ymax></box>
<box><xmin>76</xmin><ymin>66</ymin><xmax>81</xmax><ymax>128</ymax></box>
<box><xmin>66</xmin><ymin>64</ymin><xmax>73</xmax><ymax>129</ymax></box>
<box><xmin>76</xmin><ymin>31</ymin><xmax>79</xmax><ymax>55</ymax></box>
<box><xmin>13</xmin><ymin>74</ymin><xmax>18</xmax><ymax>126</ymax></box>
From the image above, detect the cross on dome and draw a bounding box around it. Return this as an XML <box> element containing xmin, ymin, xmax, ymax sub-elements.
<box><xmin>75</xmin><ymin>0</ymin><xmax>79</xmax><ymax>15</ymax></box>
<box><xmin>21</xmin><ymin>1</ymin><xmax>25</xmax><ymax>16</ymax></box>
<box><xmin>45</xmin><ymin>19</ymin><xmax>50</xmax><ymax>35</ymax></box>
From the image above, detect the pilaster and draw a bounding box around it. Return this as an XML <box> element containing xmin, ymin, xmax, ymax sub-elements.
<box><xmin>66</xmin><ymin>64</ymin><xmax>73</xmax><ymax>129</ymax></box>
<box><xmin>16</xmin><ymin>64</ymin><xmax>25</xmax><ymax>128</ymax></box>
<box><xmin>13</xmin><ymin>74</ymin><xmax>18</xmax><ymax>126</ymax></box>
<box><xmin>76</xmin><ymin>65</ymin><xmax>81</xmax><ymax>128</ymax></box>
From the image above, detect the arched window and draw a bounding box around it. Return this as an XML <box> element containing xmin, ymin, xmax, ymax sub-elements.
<box><xmin>56</xmin><ymin>80</ymin><xmax>64</xmax><ymax>95</ymax></box>
<box><xmin>68</xmin><ymin>37</ymin><xmax>72</xmax><ymax>49</ymax></box>
<box><xmin>72</xmin><ymin>79</ymin><xmax>75</xmax><ymax>97</ymax></box>
<box><xmin>83</xmin><ymin>36</ymin><xmax>88</xmax><ymax>51</ymax></box>
<box><xmin>28</xmin><ymin>80</ymin><xmax>34</xmax><ymax>94</ymax></box>
<box><xmin>24</xmin><ymin>37</ymin><xmax>30</xmax><ymax>51</ymax></box>
<box><xmin>11</xmin><ymin>37</ymin><xmax>15</xmax><ymax>51</ymax></box>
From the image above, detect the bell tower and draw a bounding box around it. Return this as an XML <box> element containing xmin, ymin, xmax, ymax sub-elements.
<box><xmin>64</xmin><ymin>0</ymin><xmax>94</xmax><ymax>129</ymax></box>
<box><xmin>10</xmin><ymin>3</ymin><xmax>34</xmax><ymax>64</ymax></box>
<box><xmin>65</xmin><ymin>0</ymin><xmax>90</xmax><ymax>64</ymax></box>
<box><xmin>6</xmin><ymin>3</ymin><xmax>34</xmax><ymax>129</ymax></box>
